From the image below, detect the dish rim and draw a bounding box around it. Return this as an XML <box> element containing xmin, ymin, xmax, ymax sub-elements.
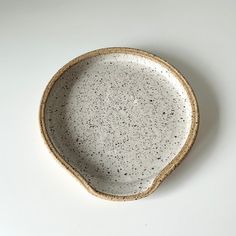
<box><xmin>39</xmin><ymin>47</ymin><xmax>199</xmax><ymax>201</ymax></box>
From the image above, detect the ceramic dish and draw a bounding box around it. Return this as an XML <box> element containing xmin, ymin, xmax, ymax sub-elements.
<box><xmin>40</xmin><ymin>48</ymin><xmax>199</xmax><ymax>201</ymax></box>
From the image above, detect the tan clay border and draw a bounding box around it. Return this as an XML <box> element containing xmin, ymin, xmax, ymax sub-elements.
<box><xmin>39</xmin><ymin>47</ymin><xmax>199</xmax><ymax>201</ymax></box>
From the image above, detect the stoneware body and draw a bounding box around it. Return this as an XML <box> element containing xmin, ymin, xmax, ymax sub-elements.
<box><xmin>40</xmin><ymin>48</ymin><xmax>199</xmax><ymax>201</ymax></box>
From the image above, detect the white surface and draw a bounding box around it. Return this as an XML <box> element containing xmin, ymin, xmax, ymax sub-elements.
<box><xmin>0</xmin><ymin>0</ymin><xmax>235</xmax><ymax>235</ymax></box>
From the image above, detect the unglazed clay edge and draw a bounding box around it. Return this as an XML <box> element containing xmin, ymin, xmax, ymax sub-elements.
<box><xmin>39</xmin><ymin>47</ymin><xmax>199</xmax><ymax>201</ymax></box>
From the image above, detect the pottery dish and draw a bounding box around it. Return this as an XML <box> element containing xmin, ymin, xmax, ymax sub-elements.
<box><xmin>40</xmin><ymin>48</ymin><xmax>199</xmax><ymax>200</ymax></box>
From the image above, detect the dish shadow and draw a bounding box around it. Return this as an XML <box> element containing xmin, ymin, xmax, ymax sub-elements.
<box><xmin>139</xmin><ymin>47</ymin><xmax>220</xmax><ymax>199</ymax></box>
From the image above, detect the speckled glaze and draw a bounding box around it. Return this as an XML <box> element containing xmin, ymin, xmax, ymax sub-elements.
<box><xmin>40</xmin><ymin>48</ymin><xmax>199</xmax><ymax>201</ymax></box>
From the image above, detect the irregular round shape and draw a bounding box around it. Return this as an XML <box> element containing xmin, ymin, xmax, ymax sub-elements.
<box><xmin>40</xmin><ymin>48</ymin><xmax>199</xmax><ymax>201</ymax></box>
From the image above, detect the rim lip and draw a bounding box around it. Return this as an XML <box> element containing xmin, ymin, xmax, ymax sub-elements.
<box><xmin>39</xmin><ymin>47</ymin><xmax>199</xmax><ymax>201</ymax></box>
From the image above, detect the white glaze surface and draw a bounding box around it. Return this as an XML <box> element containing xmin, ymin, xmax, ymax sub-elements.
<box><xmin>44</xmin><ymin>52</ymin><xmax>193</xmax><ymax>196</ymax></box>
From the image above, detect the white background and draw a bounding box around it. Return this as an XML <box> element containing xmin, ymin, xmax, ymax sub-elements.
<box><xmin>1</xmin><ymin>0</ymin><xmax>236</xmax><ymax>235</ymax></box>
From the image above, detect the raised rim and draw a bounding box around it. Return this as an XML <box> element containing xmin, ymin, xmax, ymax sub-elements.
<box><xmin>39</xmin><ymin>47</ymin><xmax>199</xmax><ymax>201</ymax></box>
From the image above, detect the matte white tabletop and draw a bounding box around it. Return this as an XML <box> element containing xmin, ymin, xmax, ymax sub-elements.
<box><xmin>1</xmin><ymin>0</ymin><xmax>235</xmax><ymax>235</ymax></box>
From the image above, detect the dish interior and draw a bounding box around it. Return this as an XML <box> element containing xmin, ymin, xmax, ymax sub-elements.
<box><xmin>44</xmin><ymin>52</ymin><xmax>193</xmax><ymax>196</ymax></box>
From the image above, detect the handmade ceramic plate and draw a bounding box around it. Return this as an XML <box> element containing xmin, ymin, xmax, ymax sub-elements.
<box><xmin>40</xmin><ymin>48</ymin><xmax>199</xmax><ymax>200</ymax></box>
